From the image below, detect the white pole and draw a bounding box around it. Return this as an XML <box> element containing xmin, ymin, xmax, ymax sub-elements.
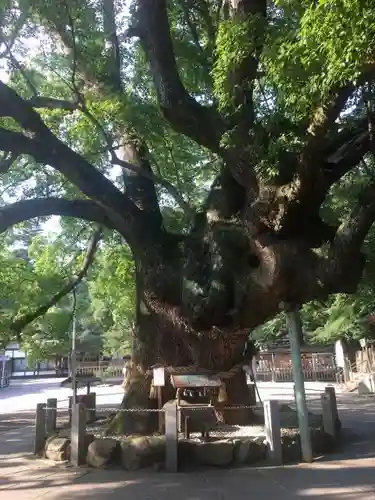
<box><xmin>284</xmin><ymin>306</ymin><xmax>313</xmax><ymax>463</ymax></box>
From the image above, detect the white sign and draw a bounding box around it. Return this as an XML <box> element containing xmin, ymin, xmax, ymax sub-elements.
<box><xmin>153</xmin><ymin>367</ymin><xmax>165</xmax><ymax>387</ymax></box>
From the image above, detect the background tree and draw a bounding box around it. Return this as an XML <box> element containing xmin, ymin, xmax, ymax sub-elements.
<box><xmin>0</xmin><ymin>0</ymin><xmax>375</xmax><ymax>431</ymax></box>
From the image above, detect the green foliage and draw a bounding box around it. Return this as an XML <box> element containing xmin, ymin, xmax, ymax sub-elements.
<box><xmin>212</xmin><ymin>15</ymin><xmax>255</xmax><ymax>112</ymax></box>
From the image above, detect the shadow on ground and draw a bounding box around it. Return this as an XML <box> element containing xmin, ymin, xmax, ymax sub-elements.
<box><xmin>1</xmin><ymin>459</ymin><xmax>375</xmax><ymax>499</ymax></box>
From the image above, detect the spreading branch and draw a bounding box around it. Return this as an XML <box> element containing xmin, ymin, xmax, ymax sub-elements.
<box><xmin>10</xmin><ymin>227</ymin><xmax>102</xmax><ymax>334</ymax></box>
<box><xmin>27</xmin><ymin>96</ymin><xmax>79</xmax><ymax>111</ymax></box>
<box><xmin>0</xmin><ymin>81</ymin><xmax>154</xmax><ymax>242</ymax></box>
<box><xmin>102</xmin><ymin>0</ymin><xmax>122</xmax><ymax>90</ymax></box>
<box><xmin>224</xmin><ymin>0</ymin><xmax>267</xmax><ymax>133</ymax></box>
<box><xmin>0</xmin><ymin>198</ymin><xmax>115</xmax><ymax>234</ymax></box>
<box><xmin>135</xmin><ymin>0</ymin><xmax>225</xmax><ymax>153</ymax></box>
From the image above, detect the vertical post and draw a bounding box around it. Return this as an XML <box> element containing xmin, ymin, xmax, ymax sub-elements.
<box><xmin>34</xmin><ymin>403</ymin><xmax>46</xmax><ymax>455</ymax></box>
<box><xmin>157</xmin><ymin>387</ymin><xmax>163</xmax><ymax>433</ymax></box>
<box><xmin>321</xmin><ymin>394</ymin><xmax>335</xmax><ymax>440</ymax></box>
<box><xmin>70</xmin><ymin>403</ymin><xmax>86</xmax><ymax>466</ymax></box>
<box><xmin>165</xmin><ymin>402</ymin><xmax>178</xmax><ymax>472</ymax></box>
<box><xmin>325</xmin><ymin>386</ymin><xmax>339</xmax><ymax>428</ymax></box>
<box><xmin>0</xmin><ymin>359</ymin><xmax>5</xmax><ymax>388</ymax></box>
<box><xmin>312</xmin><ymin>354</ymin><xmax>317</xmax><ymax>381</ymax></box>
<box><xmin>46</xmin><ymin>398</ymin><xmax>57</xmax><ymax>434</ymax></box>
<box><xmin>271</xmin><ymin>352</ymin><xmax>276</xmax><ymax>382</ymax></box>
<box><xmin>264</xmin><ymin>400</ymin><xmax>282</xmax><ymax>465</ymax></box>
<box><xmin>71</xmin><ymin>310</ymin><xmax>77</xmax><ymax>406</ymax></box>
<box><xmin>285</xmin><ymin>307</ymin><xmax>313</xmax><ymax>463</ymax></box>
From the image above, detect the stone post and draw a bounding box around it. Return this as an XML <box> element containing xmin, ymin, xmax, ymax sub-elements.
<box><xmin>325</xmin><ymin>386</ymin><xmax>338</xmax><ymax>425</ymax></box>
<box><xmin>264</xmin><ymin>399</ymin><xmax>282</xmax><ymax>465</ymax></box>
<box><xmin>321</xmin><ymin>393</ymin><xmax>335</xmax><ymax>440</ymax></box>
<box><xmin>46</xmin><ymin>398</ymin><xmax>57</xmax><ymax>434</ymax></box>
<box><xmin>68</xmin><ymin>396</ymin><xmax>73</xmax><ymax>426</ymax></box>
<box><xmin>34</xmin><ymin>403</ymin><xmax>46</xmax><ymax>455</ymax></box>
<box><xmin>165</xmin><ymin>402</ymin><xmax>178</xmax><ymax>472</ymax></box>
<box><xmin>70</xmin><ymin>403</ymin><xmax>86</xmax><ymax>466</ymax></box>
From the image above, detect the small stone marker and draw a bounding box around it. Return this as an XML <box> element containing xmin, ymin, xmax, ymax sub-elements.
<box><xmin>264</xmin><ymin>399</ymin><xmax>282</xmax><ymax>465</ymax></box>
<box><xmin>70</xmin><ymin>403</ymin><xmax>86</xmax><ymax>466</ymax></box>
<box><xmin>34</xmin><ymin>403</ymin><xmax>46</xmax><ymax>455</ymax></box>
<box><xmin>165</xmin><ymin>401</ymin><xmax>178</xmax><ymax>472</ymax></box>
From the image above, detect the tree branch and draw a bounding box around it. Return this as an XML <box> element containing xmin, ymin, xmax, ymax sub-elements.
<box><xmin>34</xmin><ymin>4</ymin><xmax>166</xmax><ymax>228</ymax></box>
<box><xmin>0</xmin><ymin>198</ymin><xmax>115</xmax><ymax>234</ymax></box>
<box><xmin>10</xmin><ymin>227</ymin><xmax>102</xmax><ymax>334</ymax></box>
<box><xmin>0</xmin><ymin>82</ymin><xmax>156</xmax><ymax>242</ymax></box>
<box><xmin>324</xmin><ymin>177</ymin><xmax>375</xmax><ymax>294</ymax></box>
<box><xmin>27</xmin><ymin>96</ymin><xmax>79</xmax><ymax>111</ymax></box>
<box><xmin>222</xmin><ymin>0</ymin><xmax>267</xmax><ymax>133</ymax></box>
<box><xmin>134</xmin><ymin>0</ymin><xmax>225</xmax><ymax>153</ymax></box>
<box><xmin>102</xmin><ymin>0</ymin><xmax>122</xmax><ymax>90</ymax></box>
<box><xmin>75</xmin><ymin>95</ymin><xmax>192</xmax><ymax>217</ymax></box>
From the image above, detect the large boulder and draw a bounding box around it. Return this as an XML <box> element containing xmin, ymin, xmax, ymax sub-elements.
<box><xmin>45</xmin><ymin>437</ymin><xmax>70</xmax><ymax>462</ymax></box>
<box><xmin>233</xmin><ymin>437</ymin><xmax>267</xmax><ymax>465</ymax></box>
<box><xmin>120</xmin><ymin>436</ymin><xmax>165</xmax><ymax>470</ymax></box>
<box><xmin>86</xmin><ymin>438</ymin><xmax>120</xmax><ymax>468</ymax></box>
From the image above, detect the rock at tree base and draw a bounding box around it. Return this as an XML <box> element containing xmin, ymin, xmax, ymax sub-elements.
<box><xmin>233</xmin><ymin>437</ymin><xmax>267</xmax><ymax>465</ymax></box>
<box><xmin>45</xmin><ymin>437</ymin><xmax>70</xmax><ymax>461</ymax></box>
<box><xmin>120</xmin><ymin>435</ymin><xmax>165</xmax><ymax>470</ymax></box>
<box><xmin>86</xmin><ymin>438</ymin><xmax>120</xmax><ymax>468</ymax></box>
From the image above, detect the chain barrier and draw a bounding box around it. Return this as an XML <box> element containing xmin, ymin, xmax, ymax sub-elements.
<box><xmin>44</xmin><ymin>403</ymin><xmax>262</xmax><ymax>413</ymax></box>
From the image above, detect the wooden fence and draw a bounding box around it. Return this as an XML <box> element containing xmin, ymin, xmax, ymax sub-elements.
<box><xmin>255</xmin><ymin>352</ymin><xmax>338</xmax><ymax>382</ymax></box>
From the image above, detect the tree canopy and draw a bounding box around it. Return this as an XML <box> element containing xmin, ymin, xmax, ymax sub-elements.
<box><xmin>0</xmin><ymin>0</ymin><xmax>375</xmax><ymax>363</ymax></box>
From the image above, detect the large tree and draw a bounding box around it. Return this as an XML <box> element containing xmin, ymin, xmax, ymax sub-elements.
<box><xmin>0</xmin><ymin>0</ymin><xmax>375</xmax><ymax>429</ymax></box>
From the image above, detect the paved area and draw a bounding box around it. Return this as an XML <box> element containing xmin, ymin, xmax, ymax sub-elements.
<box><xmin>1</xmin><ymin>379</ymin><xmax>375</xmax><ymax>499</ymax></box>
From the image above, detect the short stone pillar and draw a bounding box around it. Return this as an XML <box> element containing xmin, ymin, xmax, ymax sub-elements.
<box><xmin>325</xmin><ymin>386</ymin><xmax>338</xmax><ymax>425</ymax></box>
<box><xmin>321</xmin><ymin>386</ymin><xmax>339</xmax><ymax>441</ymax></box>
<box><xmin>321</xmin><ymin>394</ymin><xmax>335</xmax><ymax>440</ymax></box>
<box><xmin>165</xmin><ymin>402</ymin><xmax>178</xmax><ymax>472</ymax></box>
<box><xmin>46</xmin><ymin>398</ymin><xmax>57</xmax><ymax>434</ymax></box>
<box><xmin>34</xmin><ymin>403</ymin><xmax>46</xmax><ymax>455</ymax></box>
<box><xmin>70</xmin><ymin>403</ymin><xmax>86</xmax><ymax>466</ymax></box>
<box><xmin>264</xmin><ymin>399</ymin><xmax>282</xmax><ymax>465</ymax></box>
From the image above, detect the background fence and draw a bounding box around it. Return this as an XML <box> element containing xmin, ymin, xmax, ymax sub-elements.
<box><xmin>255</xmin><ymin>352</ymin><xmax>338</xmax><ymax>382</ymax></box>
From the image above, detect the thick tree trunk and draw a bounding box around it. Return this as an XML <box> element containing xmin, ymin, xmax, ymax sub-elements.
<box><xmin>109</xmin><ymin>312</ymin><xmax>256</xmax><ymax>434</ymax></box>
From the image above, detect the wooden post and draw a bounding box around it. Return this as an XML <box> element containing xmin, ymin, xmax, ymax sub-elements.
<box><xmin>264</xmin><ymin>399</ymin><xmax>282</xmax><ymax>465</ymax></box>
<box><xmin>70</xmin><ymin>403</ymin><xmax>86</xmax><ymax>466</ymax></box>
<box><xmin>34</xmin><ymin>403</ymin><xmax>46</xmax><ymax>455</ymax></box>
<box><xmin>165</xmin><ymin>402</ymin><xmax>178</xmax><ymax>472</ymax></box>
<box><xmin>46</xmin><ymin>398</ymin><xmax>57</xmax><ymax>434</ymax></box>
<box><xmin>271</xmin><ymin>353</ymin><xmax>276</xmax><ymax>382</ymax></box>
